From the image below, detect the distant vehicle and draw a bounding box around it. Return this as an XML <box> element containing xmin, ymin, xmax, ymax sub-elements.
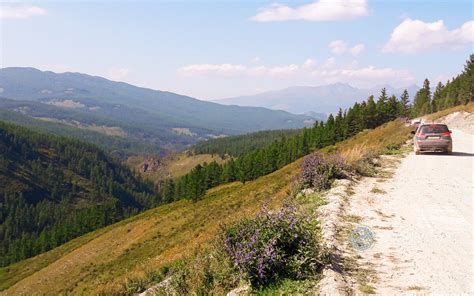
<box><xmin>410</xmin><ymin>120</ymin><xmax>422</xmax><ymax>130</ymax></box>
<box><xmin>412</xmin><ymin>123</ymin><xmax>452</xmax><ymax>155</ymax></box>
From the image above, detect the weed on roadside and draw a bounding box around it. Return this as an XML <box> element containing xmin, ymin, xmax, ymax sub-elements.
<box><xmin>370</xmin><ymin>187</ymin><xmax>386</xmax><ymax>194</ymax></box>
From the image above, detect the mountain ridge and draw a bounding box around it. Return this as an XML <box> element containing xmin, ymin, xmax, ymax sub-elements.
<box><xmin>0</xmin><ymin>67</ymin><xmax>313</xmax><ymax>155</ymax></box>
<box><xmin>215</xmin><ymin>83</ymin><xmax>420</xmax><ymax>115</ymax></box>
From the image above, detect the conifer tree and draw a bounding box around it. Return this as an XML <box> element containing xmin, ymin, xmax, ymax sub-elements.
<box><xmin>387</xmin><ymin>95</ymin><xmax>400</xmax><ymax>120</ymax></box>
<box><xmin>376</xmin><ymin>88</ymin><xmax>389</xmax><ymax>124</ymax></box>
<box><xmin>399</xmin><ymin>89</ymin><xmax>410</xmax><ymax>117</ymax></box>
<box><xmin>413</xmin><ymin>79</ymin><xmax>431</xmax><ymax>116</ymax></box>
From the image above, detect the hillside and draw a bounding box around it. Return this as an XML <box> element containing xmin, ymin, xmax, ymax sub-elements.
<box><xmin>0</xmin><ymin>122</ymin><xmax>158</xmax><ymax>267</ymax></box>
<box><xmin>216</xmin><ymin>83</ymin><xmax>419</xmax><ymax>115</ymax></box>
<box><xmin>0</xmin><ymin>68</ymin><xmax>313</xmax><ymax>155</ymax></box>
<box><xmin>126</xmin><ymin>152</ymin><xmax>227</xmax><ymax>182</ymax></box>
<box><xmin>0</xmin><ymin>155</ymin><xmax>302</xmax><ymax>294</ymax></box>
<box><xmin>0</xmin><ymin>108</ymin><xmax>161</xmax><ymax>157</ymax></box>
<box><xmin>0</xmin><ymin>117</ymin><xmax>414</xmax><ymax>295</ymax></box>
<box><xmin>192</xmin><ymin>128</ymin><xmax>301</xmax><ymax>157</ymax></box>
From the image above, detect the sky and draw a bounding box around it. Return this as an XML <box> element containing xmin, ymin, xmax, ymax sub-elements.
<box><xmin>1</xmin><ymin>0</ymin><xmax>473</xmax><ymax>100</ymax></box>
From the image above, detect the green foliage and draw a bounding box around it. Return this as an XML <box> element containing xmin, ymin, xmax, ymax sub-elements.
<box><xmin>415</xmin><ymin>55</ymin><xmax>473</xmax><ymax>116</ymax></box>
<box><xmin>0</xmin><ymin>121</ymin><xmax>158</xmax><ymax>267</ymax></box>
<box><xmin>413</xmin><ymin>79</ymin><xmax>432</xmax><ymax>116</ymax></box>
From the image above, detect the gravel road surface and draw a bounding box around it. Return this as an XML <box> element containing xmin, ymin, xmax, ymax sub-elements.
<box><xmin>346</xmin><ymin>128</ymin><xmax>473</xmax><ymax>295</ymax></box>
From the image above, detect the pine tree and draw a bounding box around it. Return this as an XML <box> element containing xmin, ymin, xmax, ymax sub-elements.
<box><xmin>463</xmin><ymin>54</ymin><xmax>474</xmax><ymax>103</ymax></box>
<box><xmin>399</xmin><ymin>89</ymin><xmax>410</xmax><ymax>117</ymax></box>
<box><xmin>387</xmin><ymin>95</ymin><xmax>400</xmax><ymax>120</ymax></box>
<box><xmin>363</xmin><ymin>96</ymin><xmax>377</xmax><ymax>128</ymax></box>
<box><xmin>376</xmin><ymin>88</ymin><xmax>389</xmax><ymax>124</ymax></box>
<box><xmin>432</xmin><ymin>81</ymin><xmax>444</xmax><ymax>112</ymax></box>
<box><xmin>413</xmin><ymin>79</ymin><xmax>431</xmax><ymax>116</ymax></box>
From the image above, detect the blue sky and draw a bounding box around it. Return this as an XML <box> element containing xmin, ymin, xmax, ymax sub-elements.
<box><xmin>1</xmin><ymin>0</ymin><xmax>472</xmax><ymax>100</ymax></box>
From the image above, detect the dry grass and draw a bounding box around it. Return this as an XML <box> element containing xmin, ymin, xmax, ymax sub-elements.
<box><xmin>424</xmin><ymin>102</ymin><xmax>474</xmax><ymax>121</ymax></box>
<box><xmin>126</xmin><ymin>152</ymin><xmax>226</xmax><ymax>182</ymax></box>
<box><xmin>168</xmin><ymin>153</ymin><xmax>226</xmax><ymax>177</ymax></box>
<box><xmin>370</xmin><ymin>187</ymin><xmax>386</xmax><ymax>194</ymax></box>
<box><xmin>407</xmin><ymin>285</ymin><xmax>425</xmax><ymax>291</ymax></box>
<box><xmin>322</xmin><ymin>120</ymin><xmax>412</xmax><ymax>164</ymax></box>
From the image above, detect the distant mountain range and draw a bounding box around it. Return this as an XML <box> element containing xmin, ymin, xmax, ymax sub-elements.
<box><xmin>0</xmin><ymin>67</ymin><xmax>313</xmax><ymax>155</ymax></box>
<box><xmin>215</xmin><ymin>83</ymin><xmax>420</xmax><ymax>116</ymax></box>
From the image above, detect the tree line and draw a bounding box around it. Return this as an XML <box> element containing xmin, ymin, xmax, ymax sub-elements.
<box><xmin>193</xmin><ymin>129</ymin><xmax>301</xmax><ymax>157</ymax></box>
<box><xmin>412</xmin><ymin>54</ymin><xmax>473</xmax><ymax>116</ymax></box>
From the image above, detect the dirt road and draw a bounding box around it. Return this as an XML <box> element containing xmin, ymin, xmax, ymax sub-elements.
<box><xmin>346</xmin><ymin>128</ymin><xmax>473</xmax><ymax>294</ymax></box>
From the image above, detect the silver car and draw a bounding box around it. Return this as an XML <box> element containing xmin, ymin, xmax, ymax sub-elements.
<box><xmin>413</xmin><ymin>123</ymin><xmax>453</xmax><ymax>154</ymax></box>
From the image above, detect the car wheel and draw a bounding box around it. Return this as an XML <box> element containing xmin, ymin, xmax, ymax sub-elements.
<box><xmin>415</xmin><ymin>150</ymin><xmax>421</xmax><ymax>155</ymax></box>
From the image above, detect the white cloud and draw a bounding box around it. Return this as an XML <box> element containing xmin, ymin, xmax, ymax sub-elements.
<box><xmin>251</xmin><ymin>0</ymin><xmax>369</xmax><ymax>22</ymax></box>
<box><xmin>107</xmin><ymin>68</ymin><xmax>130</xmax><ymax>81</ymax></box>
<box><xmin>329</xmin><ymin>40</ymin><xmax>365</xmax><ymax>56</ymax></box>
<box><xmin>250</xmin><ymin>57</ymin><xmax>261</xmax><ymax>64</ymax></box>
<box><xmin>303</xmin><ymin>58</ymin><xmax>317</xmax><ymax>69</ymax></box>
<box><xmin>383</xmin><ymin>18</ymin><xmax>474</xmax><ymax>54</ymax></box>
<box><xmin>179</xmin><ymin>64</ymin><xmax>247</xmax><ymax>76</ymax></box>
<box><xmin>329</xmin><ymin>40</ymin><xmax>347</xmax><ymax>54</ymax></box>
<box><xmin>178</xmin><ymin>58</ymin><xmax>414</xmax><ymax>88</ymax></box>
<box><xmin>268</xmin><ymin>64</ymin><xmax>299</xmax><ymax>75</ymax></box>
<box><xmin>311</xmin><ymin>65</ymin><xmax>415</xmax><ymax>87</ymax></box>
<box><xmin>0</xmin><ymin>5</ymin><xmax>47</xmax><ymax>19</ymax></box>
<box><xmin>179</xmin><ymin>63</ymin><xmax>300</xmax><ymax>77</ymax></box>
<box><xmin>322</xmin><ymin>57</ymin><xmax>336</xmax><ymax>68</ymax></box>
<box><xmin>350</xmin><ymin>44</ymin><xmax>365</xmax><ymax>56</ymax></box>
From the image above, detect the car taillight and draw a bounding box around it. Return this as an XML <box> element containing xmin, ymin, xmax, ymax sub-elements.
<box><xmin>417</xmin><ymin>133</ymin><xmax>425</xmax><ymax>138</ymax></box>
<box><xmin>442</xmin><ymin>132</ymin><xmax>451</xmax><ymax>137</ymax></box>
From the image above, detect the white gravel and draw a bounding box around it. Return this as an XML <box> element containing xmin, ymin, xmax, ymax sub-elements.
<box><xmin>345</xmin><ymin>128</ymin><xmax>473</xmax><ymax>295</ymax></box>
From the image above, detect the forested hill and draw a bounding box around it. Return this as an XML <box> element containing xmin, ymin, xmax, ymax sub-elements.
<box><xmin>193</xmin><ymin>129</ymin><xmax>301</xmax><ymax>157</ymax></box>
<box><xmin>0</xmin><ymin>121</ymin><xmax>158</xmax><ymax>266</ymax></box>
<box><xmin>0</xmin><ymin>67</ymin><xmax>313</xmax><ymax>154</ymax></box>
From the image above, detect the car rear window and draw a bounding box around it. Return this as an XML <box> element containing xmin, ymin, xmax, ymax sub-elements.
<box><xmin>419</xmin><ymin>125</ymin><xmax>449</xmax><ymax>134</ymax></box>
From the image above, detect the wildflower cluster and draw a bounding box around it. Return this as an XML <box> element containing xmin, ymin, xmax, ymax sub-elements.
<box><xmin>222</xmin><ymin>204</ymin><xmax>324</xmax><ymax>287</ymax></box>
<box><xmin>300</xmin><ymin>152</ymin><xmax>349</xmax><ymax>190</ymax></box>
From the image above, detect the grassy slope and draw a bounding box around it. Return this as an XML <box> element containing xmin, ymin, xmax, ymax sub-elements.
<box><xmin>167</xmin><ymin>153</ymin><xmax>227</xmax><ymax>177</ymax></box>
<box><xmin>1</xmin><ymin>158</ymin><xmax>300</xmax><ymax>295</ymax></box>
<box><xmin>0</xmin><ymin>119</ymin><xmax>415</xmax><ymax>295</ymax></box>
<box><xmin>424</xmin><ymin>102</ymin><xmax>474</xmax><ymax>120</ymax></box>
<box><xmin>322</xmin><ymin>120</ymin><xmax>413</xmax><ymax>163</ymax></box>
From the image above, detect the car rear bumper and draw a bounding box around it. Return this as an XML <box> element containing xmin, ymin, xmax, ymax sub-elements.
<box><xmin>416</xmin><ymin>140</ymin><xmax>452</xmax><ymax>152</ymax></box>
